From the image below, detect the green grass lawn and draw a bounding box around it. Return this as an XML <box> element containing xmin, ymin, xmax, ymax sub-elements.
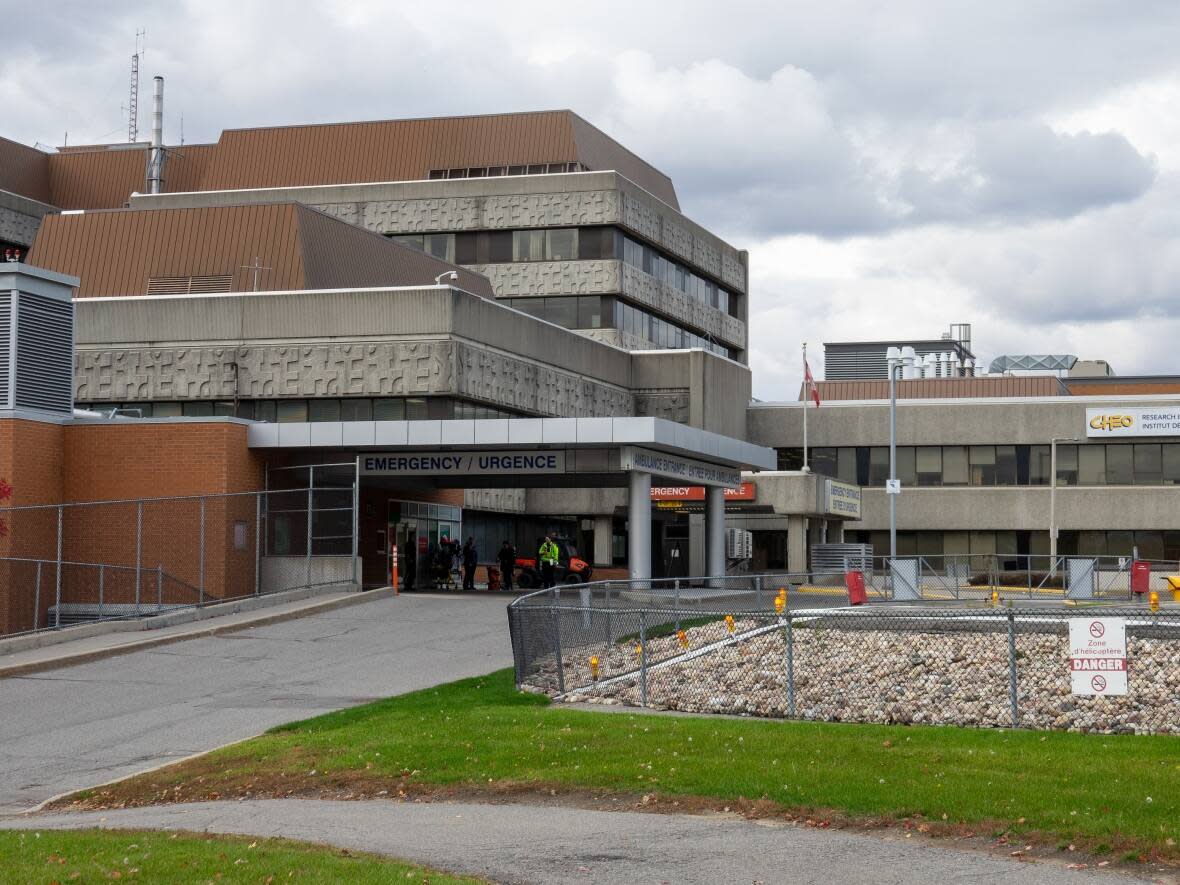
<box><xmin>0</xmin><ymin>828</ymin><xmax>483</xmax><ymax>884</ymax></box>
<box><xmin>70</xmin><ymin>669</ymin><xmax>1180</xmax><ymax>860</ymax></box>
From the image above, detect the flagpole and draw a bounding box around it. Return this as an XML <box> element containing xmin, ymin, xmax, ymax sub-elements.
<box><xmin>801</xmin><ymin>342</ymin><xmax>810</xmax><ymax>473</ymax></box>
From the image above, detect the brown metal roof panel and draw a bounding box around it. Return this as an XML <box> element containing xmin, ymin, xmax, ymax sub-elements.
<box><xmin>0</xmin><ymin>136</ymin><xmax>52</xmax><ymax>204</ymax></box>
<box><xmin>567</xmin><ymin>112</ymin><xmax>678</xmax><ymax>208</ymax></box>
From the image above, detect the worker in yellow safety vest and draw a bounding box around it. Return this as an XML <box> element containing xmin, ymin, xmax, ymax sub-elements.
<box><xmin>539</xmin><ymin>535</ymin><xmax>560</xmax><ymax>589</ymax></box>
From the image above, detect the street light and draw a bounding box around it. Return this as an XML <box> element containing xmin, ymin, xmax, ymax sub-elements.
<box><xmin>1049</xmin><ymin>436</ymin><xmax>1079</xmax><ymax>573</ymax></box>
<box><xmin>887</xmin><ymin>352</ymin><xmax>901</xmax><ymax>561</ymax></box>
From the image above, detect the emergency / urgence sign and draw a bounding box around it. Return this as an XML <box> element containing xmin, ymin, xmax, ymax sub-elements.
<box><xmin>1068</xmin><ymin>617</ymin><xmax>1128</xmax><ymax>695</ymax></box>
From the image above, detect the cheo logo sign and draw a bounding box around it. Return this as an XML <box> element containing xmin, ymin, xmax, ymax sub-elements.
<box><xmin>1089</xmin><ymin>414</ymin><xmax>1134</xmax><ymax>432</ymax></box>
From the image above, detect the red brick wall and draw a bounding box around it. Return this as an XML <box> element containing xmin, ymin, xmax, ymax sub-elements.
<box><xmin>0</xmin><ymin>419</ymin><xmax>66</xmax><ymax>633</ymax></box>
<box><xmin>0</xmin><ymin>419</ymin><xmax>266</xmax><ymax>633</ymax></box>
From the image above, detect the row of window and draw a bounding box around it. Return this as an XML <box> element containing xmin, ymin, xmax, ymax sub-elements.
<box><xmin>844</xmin><ymin>530</ymin><xmax>1180</xmax><ymax>562</ymax></box>
<box><xmin>778</xmin><ymin>444</ymin><xmax>1180</xmax><ymax>487</ymax></box>
<box><xmin>496</xmin><ymin>295</ymin><xmax>736</xmax><ymax>357</ymax></box>
<box><xmin>81</xmin><ymin>397</ymin><xmax>520</xmax><ymax>423</ymax></box>
<box><xmin>427</xmin><ymin>162</ymin><xmax>587</xmax><ymax>180</ymax></box>
<box><xmin>391</xmin><ymin>226</ymin><xmax>740</xmax><ymax>318</ymax></box>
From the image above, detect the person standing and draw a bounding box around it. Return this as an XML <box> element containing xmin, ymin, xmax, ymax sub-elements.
<box><xmin>539</xmin><ymin>534</ymin><xmax>559</xmax><ymax>589</ymax></box>
<box><xmin>462</xmin><ymin>537</ymin><xmax>478</xmax><ymax>591</ymax></box>
<box><xmin>497</xmin><ymin>540</ymin><xmax>517</xmax><ymax>592</ymax></box>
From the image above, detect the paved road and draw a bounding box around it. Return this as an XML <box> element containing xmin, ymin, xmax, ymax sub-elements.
<box><xmin>0</xmin><ymin>593</ymin><xmax>512</xmax><ymax>813</ymax></box>
<box><xmin>1</xmin><ymin>799</ymin><xmax>1137</xmax><ymax>885</ymax></box>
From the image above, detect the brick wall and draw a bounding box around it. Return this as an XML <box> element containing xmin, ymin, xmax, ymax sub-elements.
<box><xmin>0</xmin><ymin>419</ymin><xmax>66</xmax><ymax>632</ymax></box>
<box><xmin>0</xmin><ymin>418</ymin><xmax>266</xmax><ymax>634</ymax></box>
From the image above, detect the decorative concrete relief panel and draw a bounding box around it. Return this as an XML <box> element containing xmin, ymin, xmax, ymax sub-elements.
<box><xmin>453</xmin><ymin>342</ymin><xmax>631</xmax><ymax>418</ymax></box>
<box><xmin>692</xmin><ymin>238</ymin><xmax>723</xmax><ymax>279</ymax></box>
<box><xmin>481</xmin><ymin>191</ymin><xmax>621</xmax><ymax>228</ymax></box>
<box><xmin>721</xmin><ymin>314</ymin><xmax>747</xmax><ymax>348</ymax></box>
<box><xmin>465</xmin><ymin>488</ymin><xmax>527</xmax><ymax>513</ymax></box>
<box><xmin>621</xmin><ymin>194</ymin><xmax>661</xmax><ymax>242</ymax></box>
<box><xmin>721</xmin><ymin>252</ymin><xmax>746</xmax><ymax>292</ymax></box>
<box><xmin>634</xmin><ymin>390</ymin><xmax>691</xmax><ymax>424</ymax></box>
<box><xmin>310</xmin><ymin>202</ymin><xmax>362</xmax><ymax>225</ymax></box>
<box><xmin>359</xmin><ymin>198</ymin><xmax>482</xmax><ymax>233</ymax></box>
<box><xmin>470</xmin><ymin>260</ymin><xmax>621</xmax><ymax>297</ymax></box>
<box><xmin>75</xmin><ymin>341</ymin><xmax>458</xmax><ymax>402</ymax></box>
<box><xmin>663</xmin><ymin>219</ymin><xmax>694</xmax><ymax>262</ymax></box>
<box><xmin>620</xmin><ymin>264</ymin><xmax>744</xmax><ymax>347</ymax></box>
<box><xmin>0</xmin><ymin>207</ymin><xmax>40</xmax><ymax>248</ymax></box>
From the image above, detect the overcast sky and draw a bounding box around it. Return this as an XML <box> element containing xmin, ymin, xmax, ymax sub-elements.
<box><xmin>5</xmin><ymin>1</ymin><xmax>1179</xmax><ymax>400</ymax></box>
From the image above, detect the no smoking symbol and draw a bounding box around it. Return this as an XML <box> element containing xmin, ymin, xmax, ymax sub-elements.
<box><xmin>1089</xmin><ymin>621</ymin><xmax>1105</xmax><ymax>638</ymax></box>
<box><xmin>1092</xmin><ymin>674</ymin><xmax>1107</xmax><ymax>692</ymax></box>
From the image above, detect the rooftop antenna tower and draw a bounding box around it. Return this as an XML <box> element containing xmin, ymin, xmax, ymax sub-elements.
<box><xmin>127</xmin><ymin>29</ymin><xmax>145</xmax><ymax>143</ymax></box>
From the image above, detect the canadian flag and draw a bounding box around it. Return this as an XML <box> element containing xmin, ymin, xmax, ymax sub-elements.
<box><xmin>804</xmin><ymin>358</ymin><xmax>821</xmax><ymax>407</ymax></box>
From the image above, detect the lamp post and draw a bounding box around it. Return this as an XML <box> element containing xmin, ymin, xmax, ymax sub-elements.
<box><xmin>887</xmin><ymin>354</ymin><xmax>901</xmax><ymax>561</ymax></box>
<box><xmin>1049</xmin><ymin>436</ymin><xmax>1079</xmax><ymax>574</ymax></box>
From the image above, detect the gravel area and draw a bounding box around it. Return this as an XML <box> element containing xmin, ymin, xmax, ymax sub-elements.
<box><xmin>526</xmin><ymin>617</ymin><xmax>1180</xmax><ymax>734</ymax></box>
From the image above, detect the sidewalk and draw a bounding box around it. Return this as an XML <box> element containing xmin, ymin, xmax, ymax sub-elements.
<box><xmin>0</xmin><ymin>587</ymin><xmax>395</xmax><ymax>678</ymax></box>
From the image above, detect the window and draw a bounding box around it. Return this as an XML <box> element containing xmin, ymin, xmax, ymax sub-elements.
<box><xmin>1054</xmin><ymin>444</ymin><xmax>1078</xmax><ymax>486</ymax></box>
<box><xmin>406</xmin><ymin>398</ymin><xmax>429</xmax><ymax>420</ymax></box>
<box><xmin>895</xmin><ymin>447</ymin><xmax>916</xmax><ymax>486</ymax></box>
<box><xmin>423</xmin><ymin>234</ymin><xmax>454</xmax><ymax>263</ymax></box>
<box><xmin>995</xmin><ymin>445</ymin><xmax>1017</xmax><ymax>485</ymax></box>
<box><xmin>254</xmin><ymin>401</ymin><xmax>276</xmax><ymax>423</ymax></box>
<box><xmin>577</xmin><ymin>296</ymin><xmax>603</xmax><ymax>329</ymax></box>
<box><xmin>1106</xmin><ymin>445</ymin><xmax>1133</xmax><ymax>484</ymax></box>
<box><xmin>546</xmin><ymin>297</ymin><xmax>577</xmax><ymax>329</ymax></box>
<box><xmin>1078</xmin><ymin>445</ymin><xmax>1106</xmax><ymax>485</ymax></box>
<box><xmin>1164</xmin><ymin>444</ymin><xmax>1180</xmax><ymax>485</ymax></box>
<box><xmin>1029</xmin><ymin>445</ymin><xmax>1051</xmax><ymax>485</ymax></box>
<box><xmin>969</xmin><ymin>446</ymin><xmax>995</xmax><ymax>485</ymax></box>
<box><xmin>309</xmin><ymin>399</ymin><xmax>341</xmax><ymax>422</ymax></box>
<box><xmin>512</xmin><ymin>230</ymin><xmax>544</xmax><ymax>261</ymax></box>
<box><xmin>182</xmin><ymin>401</ymin><xmax>213</xmax><ymax>417</ymax></box>
<box><xmin>487</xmin><ymin>231</ymin><xmax>513</xmax><ymax>263</ymax></box>
<box><xmin>153</xmin><ymin>402</ymin><xmax>182</xmax><ymax>417</ymax></box>
<box><xmin>811</xmin><ymin>447</ymin><xmax>838</xmax><ymax>478</ymax></box>
<box><xmin>340</xmin><ymin>398</ymin><xmax>373</xmax><ymax>422</ymax></box>
<box><xmin>373</xmin><ymin>398</ymin><xmax>405</xmax><ymax>421</ymax></box>
<box><xmin>915</xmin><ymin>446</ymin><xmax>941</xmax><ymax>486</ymax></box>
<box><xmin>1134</xmin><ymin>444</ymin><xmax>1163</xmax><ymax>485</ymax></box>
<box><xmin>942</xmin><ymin>446</ymin><xmax>968</xmax><ymax>485</ymax></box>
<box><xmin>777</xmin><ymin>448</ymin><xmax>804</xmax><ymax>471</ymax></box>
<box><xmin>868</xmin><ymin>447</ymin><xmax>890</xmax><ymax>486</ymax></box>
<box><xmin>276</xmin><ymin>400</ymin><xmax>308</xmax><ymax>423</ymax></box>
<box><xmin>546</xmin><ymin>229</ymin><xmax>578</xmax><ymax>260</ymax></box>
<box><xmin>836</xmin><ymin>447</ymin><xmax>858</xmax><ymax>484</ymax></box>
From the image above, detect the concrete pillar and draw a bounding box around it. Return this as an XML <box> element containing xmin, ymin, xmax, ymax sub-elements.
<box><xmin>628</xmin><ymin>471</ymin><xmax>652</xmax><ymax>585</ymax></box>
<box><xmin>705</xmin><ymin>485</ymin><xmax>726</xmax><ymax>582</ymax></box>
<box><xmin>688</xmin><ymin>513</ymin><xmax>705</xmax><ymax>576</ymax></box>
<box><xmin>592</xmin><ymin>516</ymin><xmax>613</xmax><ymax>566</ymax></box>
<box><xmin>827</xmin><ymin>520</ymin><xmax>844</xmax><ymax>544</ymax></box>
<box><xmin>787</xmin><ymin>515</ymin><xmax>807</xmax><ymax>574</ymax></box>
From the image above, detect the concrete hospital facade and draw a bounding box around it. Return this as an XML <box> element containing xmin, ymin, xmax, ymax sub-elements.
<box><xmin>0</xmin><ymin>108</ymin><xmax>1176</xmax><ymax>623</ymax></box>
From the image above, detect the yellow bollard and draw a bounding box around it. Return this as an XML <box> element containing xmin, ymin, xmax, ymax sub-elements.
<box><xmin>1150</xmin><ymin>590</ymin><xmax>1159</xmax><ymax>613</ymax></box>
<box><xmin>725</xmin><ymin>614</ymin><xmax>735</xmax><ymax>636</ymax></box>
<box><xmin>990</xmin><ymin>589</ymin><xmax>999</xmax><ymax>607</ymax></box>
<box><xmin>677</xmin><ymin>629</ymin><xmax>688</xmax><ymax>649</ymax></box>
<box><xmin>589</xmin><ymin>655</ymin><xmax>600</xmax><ymax>681</ymax></box>
<box><xmin>635</xmin><ymin>644</ymin><xmax>643</xmax><ymax>660</ymax></box>
<box><xmin>774</xmin><ymin>595</ymin><xmax>785</xmax><ymax>615</ymax></box>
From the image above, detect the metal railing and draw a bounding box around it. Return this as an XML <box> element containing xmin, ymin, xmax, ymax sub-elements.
<box><xmin>509</xmin><ymin>595</ymin><xmax>1180</xmax><ymax>734</ymax></box>
<box><xmin>0</xmin><ymin>486</ymin><xmax>358</xmax><ymax>638</ymax></box>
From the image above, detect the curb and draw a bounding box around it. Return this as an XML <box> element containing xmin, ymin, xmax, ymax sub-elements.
<box><xmin>0</xmin><ymin>588</ymin><xmax>396</xmax><ymax>680</ymax></box>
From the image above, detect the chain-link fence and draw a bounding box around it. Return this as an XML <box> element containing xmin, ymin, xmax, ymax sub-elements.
<box><xmin>0</xmin><ymin>486</ymin><xmax>357</xmax><ymax>637</ymax></box>
<box><xmin>509</xmin><ymin>584</ymin><xmax>1180</xmax><ymax>734</ymax></box>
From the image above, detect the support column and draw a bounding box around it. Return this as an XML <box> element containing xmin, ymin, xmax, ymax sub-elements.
<box><xmin>593</xmin><ymin>516</ymin><xmax>613</xmax><ymax>567</ymax></box>
<box><xmin>628</xmin><ymin>471</ymin><xmax>652</xmax><ymax>585</ymax></box>
<box><xmin>787</xmin><ymin>515</ymin><xmax>807</xmax><ymax>575</ymax></box>
<box><xmin>705</xmin><ymin>485</ymin><xmax>726</xmax><ymax>583</ymax></box>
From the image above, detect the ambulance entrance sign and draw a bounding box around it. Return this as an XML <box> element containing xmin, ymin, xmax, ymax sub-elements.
<box><xmin>1068</xmin><ymin>617</ymin><xmax>1127</xmax><ymax>696</ymax></box>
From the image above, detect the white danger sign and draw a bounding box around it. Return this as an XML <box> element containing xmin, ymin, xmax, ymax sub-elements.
<box><xmin>1068</xmin><ymin>617</ymin><xmax>1127</xmax><ymax>696</ymax></box>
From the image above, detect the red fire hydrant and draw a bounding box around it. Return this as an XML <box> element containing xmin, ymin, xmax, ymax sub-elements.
<box><xmin>845</xmin><ymin>570</ymin><xmax>867</xmax><ymax>606</ymax></box>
